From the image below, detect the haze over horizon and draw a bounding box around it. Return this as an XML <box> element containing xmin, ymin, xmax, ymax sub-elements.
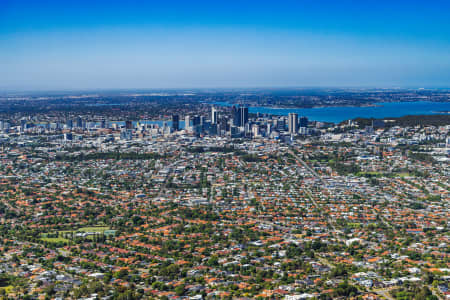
<box><xmin>1</xmin><ymin>0</ymin><xmax>450</xmax><ymax>91</ymax></box>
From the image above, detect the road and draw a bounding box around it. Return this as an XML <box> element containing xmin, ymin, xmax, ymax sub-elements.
<box><xmin>287</xmin><ymin>150</ymin><xmax>338</xmax><ymax>233</ymax></box>
<box><xmin>288</xmin><ymin>148</ymin><xmax>393</xmax><ymax>230</ymax></box>
<box><xmin>372</xmin><ymin>288</ymin><xmax>395</xmax><ymax>300</ymax></box>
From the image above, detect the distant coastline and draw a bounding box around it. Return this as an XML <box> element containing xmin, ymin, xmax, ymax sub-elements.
<box><xmin>210</xmin><ymin>101</ymin><xmax>383</xmax><ymax>110</ymax></box>
<box><xmin>213</xmin><ymin>100</ymin><xmax>450</xmax><ymax>110</ymax></box>
<box><xmin>212</xmin><ymin>101</ymin><xmax>450</xmax><ymax>123</ymax></box>
<box><xmin>432</xmin><ymin>111</ymin><xmax>450</xmax><ymax>114</ymax></box>
<box><xmin>254</xmin><ymin>103</ymin><xmax>383</xmax><ymax>109</ymax></box>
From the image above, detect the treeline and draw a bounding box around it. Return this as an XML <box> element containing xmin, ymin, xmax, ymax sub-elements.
<box><xmin>331</xmin><ymin>162</ymin><xmax>361</xmax><ymax>175</ymax></box>
<box><xmin>241</xmin><ymin>154</ymin><xmax>264</xmax><ymax>162</ymax></box>
<box><xmin>56</xmin><ymin>152</ymin><xmax>163</xmax><ymax>161</ymax></box>
<box><xmin>353</xmin><ymin>114</ymin><xmax>450</xmax><ymax>127</ymax></box>
<box><xmin>408</xmin><ymin>151</ymin><xmax>435</xmax><ymax>163</ymax></box>
<box><xmin>186</xmin><ymin>146</ymin><xmax>236</xmax><ymax>153</ymax></box>
<box><xmin>186</xmin><ymin>146</ymin><xmax>272</xmax><ymax>161</ymax></box>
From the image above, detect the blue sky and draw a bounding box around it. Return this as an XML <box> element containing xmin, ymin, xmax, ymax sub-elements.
<box><xmin>1</xmin><ymin>0</ymin><xmax>449</xmax><ymax>90</ymax></box>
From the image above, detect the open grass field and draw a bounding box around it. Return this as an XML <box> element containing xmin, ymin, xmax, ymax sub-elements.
<box><xmin>396</xmin><ymin>172</ymin><xmax>411</xmax><ymax>178</ymax></box>
<box><xmin>0</xmin><ymin>285</ymin><xmax>14</xmax><ymax>294</ymax></box>
<box><xmin>77</xmin><ymin>226</ymin><xmax>110</xmax><ymax>232</ymax></box>
<box><xmin>41</xmin><ymin>226</ymin><xmax>112</xmax><ymax>243</ymax></box>
<box><xmin>57</xmin><ymin>226</ymin><xmax>111</xmax><ymax>235</ymax></box>
<box><xmin>41</xmin><ymin>236</ymin><xmax>70</xmax><ymax>243</ymax></box>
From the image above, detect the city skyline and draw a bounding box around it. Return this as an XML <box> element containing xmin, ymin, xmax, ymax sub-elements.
<box><xmin>0</xmin><ymin>2</ymin><xmax>449</xmax><ymax>298</ymax></box>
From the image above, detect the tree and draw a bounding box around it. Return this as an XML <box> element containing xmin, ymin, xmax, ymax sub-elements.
<box><xmin>207</xmin><ymin>255</ymin><xmax>219</xmax><ymax>267</ymax></box>
<box><xmin>174</xmin><ymin>284</ymin><xmax>185</xmax><ymax>296</ymax></box>
<box><xmin>334</xmin><ymin>281</ymin><xmax>357</xmax><ymax>297</ymax></box>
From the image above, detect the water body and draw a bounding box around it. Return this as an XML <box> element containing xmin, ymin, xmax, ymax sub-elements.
<box><xmin>213</xmin><ymin>101</ymin><xmax>450</xmax><ymax>123</ymax></box>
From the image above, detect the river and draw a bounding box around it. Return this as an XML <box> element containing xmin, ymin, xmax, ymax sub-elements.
<box><xmin>212</xmin><ymin>101</ymin><xmax>450</xmax><ymax>123</ymax></box>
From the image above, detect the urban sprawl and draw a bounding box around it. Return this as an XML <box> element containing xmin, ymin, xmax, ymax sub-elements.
<box><xmin>0</xmin><ymin>101</ymin><xmax>449</xmax><ymax>300</ymax></box>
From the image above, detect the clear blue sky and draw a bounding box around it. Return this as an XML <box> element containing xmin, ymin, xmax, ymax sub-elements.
<box><xmin>1</xmin><ymin>0</ymin><xmax>449</xmax><ymax>90</ymax></box>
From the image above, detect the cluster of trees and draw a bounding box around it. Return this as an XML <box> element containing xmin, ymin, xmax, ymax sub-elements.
<box><xmin>333</xmin><ymin>281</ymin><xmax>358</xmax><ymax>297</ymax></box>
<box><xmin>331</xmin><ymin>161</ymin><xmax>361</xmax><ymax>175</ymax></box>
<box><xmin>408</xmin><ymin>151</ymin><xmax>435</xmax><ymax>163</ymax></box>
<box><xmin>391</xmin><ymin>284</ymin><xmax>438</xmax><ymax>300</ymax></box>
<box><xmin>0</xmin><ymin>274</ymin><xmax>12</xmax><ymax>288</ymax></box>
<box><xmin>176</xmin><ymin>207</ymin><xmax>220</xmax><ymax>221</ymax></box>
<box><xmin>241</xmin><ymin>154</ymin><xmax>264</xmax><ymax>162</ymax></box>
<box><xmin>186</xmin><ymin>146</ymin><xmax>236</xmax><ymax>153</ymax></box>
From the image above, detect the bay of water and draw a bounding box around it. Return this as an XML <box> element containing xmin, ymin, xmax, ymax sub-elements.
<box><xmin>213</xmin><ymin>101</ymin><xmax>450</xmax><ymax>123</ymax></box>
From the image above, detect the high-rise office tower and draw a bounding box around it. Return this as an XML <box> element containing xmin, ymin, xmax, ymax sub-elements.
<box><xmin>125</xmin><ymin>120</ymin><xmax>133</xmax><ymax>130</ymax></box>
<box><xmin>192</xmin><ymin>116</ymin><xmax>201</xmax><ymax>134</ymax></box>
<box><xmin>231</xmin><ymin>105</ymin><xmax>241</xmax><ymax>126</ymax></box>
<box><xmin>275</xmin><ymin>118</ymin><xmax>286</xmax><ymax>131</ymax></box>
<box><xmin>76</xmin><ymin>117</ymin><xmax>83</xmax><ymax>128</ymax></box>
<box><xmin>20</xmin><ymin>119</ymin><xmax>27</xmax><ymax>131</ymax></box>
<box><xmin>239</xmin><ymin>107</ymin><xmax>249</xmax><ymax>127</ymax></box>
<box><xmin>192</xmin><ymin>116</ymin><xmax>201</xmax><ymax>127</ymax></box>
<box><xmin>185</xmin><ymin>115</ymin><xmax>191</xmax><ymax>132</ymax></box>
<box><xmin>211</xmin><ymin>107</ymin><xmax>218</xmax><ymax>124</ymax></box>
<box><xmin>232</xmin><ymin>106</ymin><xmax>240</xmax><ymax>126</ymax></box>
<box><xmin>266</xmin><ymin>123</ymin><xmax>272</xmax><ymax>136</ymax></box>
<box><xmin>299</xmin><ymin>116</ymin><xmax>308</xmax><ymax>128</ymax></box>
<box><xmin>172</xmin><ymin>115</ymin><xmax>179</xmax><ymax>131</ymax></box>
<box><xmin>288</xmin><ymin>113</ymin><xmax>298</xmax><ymax>134</ymax></box>
<box><xmin>252</xmin><ymin>124</ymin><xmax>260</xmax><ymax>137</ymax></box>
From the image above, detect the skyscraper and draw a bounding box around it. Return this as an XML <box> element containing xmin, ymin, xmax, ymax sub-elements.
<box><xmin>192</xmin><ymin>116</ymin><xmax>201</xmax><ymax>127</ymax></box>
<box><xmin>192</xmin><ymin>115</ymin><xmax>201</xmax><ymax>134</ymax></box>
<box><xmin>232</xmin><ymin>106</ymin><xmax>240</xmax><ymax>126</ymax></box>
<box><xmin>239</xmin><ymin>107</ymin><xmax>248</xmax><ymax>127</ymax></box>
<box><xmin>251</xmin><ymin>124</ymin><xmax>260</xmax><ymax>137</ymax></box>
<box><xmin>288</xmin><ymin>113</ymin><xmax>298</xmax><ymax>134</ymax></box>
<box><xmin>211</xmin><ymin>107</ymin><xmax>218</xmax><ymax>124</ymax></box>
<box><xmin>125</xmin><ymin>120</ymin><xmax>133</xmax><ymax>130</ymax></box>
<box><xmin>20</xmin><ymin>119</ymin><xmax>27</xmax><ymax>132</ymax></box>
<box><xmin>76</xmin><ymin>117</ymin><xmax>83</xmax><ymax>128</ymax></box>
<box><xmin>185</xmin><ymin>115</ymin><xmax>191</xmax><ymax>132</ymax></box>
<box><xmin>172</xmin><ymin>115</ymin><xmax>179</xmax><ymax>131</ymax></box>
<box><xmin>299</xmin><ymin>116</ymin><xmax>308</xmax><ymax>128</ymax></box>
